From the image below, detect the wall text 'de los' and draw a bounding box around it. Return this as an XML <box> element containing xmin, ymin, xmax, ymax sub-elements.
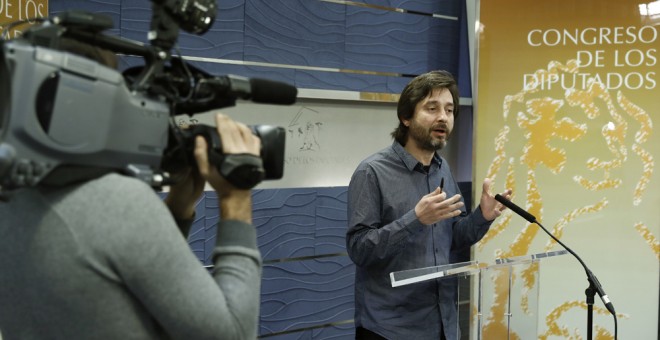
<box><xmin>0</xmin><ymin>0</ymin><xmax>48</xmax><ymax>39</ymax></box>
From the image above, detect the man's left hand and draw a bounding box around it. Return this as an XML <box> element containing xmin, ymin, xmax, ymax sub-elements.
<box><xmin>480</xmin><ymin>178</ymin><xmax>512</xmax><ymax>221</ymax></box>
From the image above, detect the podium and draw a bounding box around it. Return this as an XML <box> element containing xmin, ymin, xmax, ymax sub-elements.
<box><xmin>390</xmin><ymin>250</ymin><xmax>568</xmax><ymax>339</ymax></box>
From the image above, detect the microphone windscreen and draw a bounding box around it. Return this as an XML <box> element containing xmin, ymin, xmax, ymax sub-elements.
<box><xmin>249</xmin><ymin>78</ymin><xmax>298</xmax><ymax>105</ymax></box>
<box><xmin>495</xmin><ymin>194</ymin><xmax>537</xmax><ymax>223</ymax></box>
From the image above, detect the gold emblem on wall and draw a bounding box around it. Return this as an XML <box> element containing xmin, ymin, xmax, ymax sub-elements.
<box><xmin>478</xmin><ymin>59</ymin><xmax>655</xmax><ymax>339</ymax></box>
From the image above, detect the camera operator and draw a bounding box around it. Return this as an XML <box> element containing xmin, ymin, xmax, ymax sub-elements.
<box><xmin>0</xmin><ymin>41</ymin><xmax>263</xmax><ymax>339</ymax></box>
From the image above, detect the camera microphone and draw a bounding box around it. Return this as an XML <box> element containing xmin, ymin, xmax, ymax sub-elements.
<box><xmin>125</xmin><ymin>59</ymin><xmax>299</xmax><ymax>115</ymax></box>
<box><xmin>199</xmin><ymin>75</ymin><xmax>298</xmax><ymax>106</ymax></box>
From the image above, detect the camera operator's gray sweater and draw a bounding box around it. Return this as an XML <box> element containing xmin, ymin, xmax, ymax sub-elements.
<box><xmin>0</xmin><ymin>174</ymin><xmax>262</xmax><ymax>340</ymax></box>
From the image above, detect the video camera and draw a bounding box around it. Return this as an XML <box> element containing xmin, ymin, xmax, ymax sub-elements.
<box><xmin>0</xmin><ymin>1</ymin><xmax>296</xmax><ymax>197</ymax></box>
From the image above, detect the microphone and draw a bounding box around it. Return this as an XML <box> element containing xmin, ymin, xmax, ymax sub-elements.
<box><xmin>200</xmin><ymin>75</ymin><xmax>298</xmax><ymax>105</ymax></box>
<box><xmin>495</xmin><ymin>194</ymin><xmax>616</xmax><ymax>318</ymax></box>
<box><xmin>494</xmin><ymin>194</ymin><xmax>536</xmax><ymax>223</ymax></box>
<box><xmin>129</xmin><ymin>58</ymin><xmax>299</xmax><ymax>115</ymax></box>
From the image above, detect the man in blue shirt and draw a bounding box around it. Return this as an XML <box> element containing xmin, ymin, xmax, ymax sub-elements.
<box><xmin>346</xmin><ymin>70</ymin><xmax>511</xmax><ymax>340</ymax></box>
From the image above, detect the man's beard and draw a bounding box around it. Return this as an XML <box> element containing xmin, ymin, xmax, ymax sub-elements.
<box><xmin>408</xmin><ymin>120</ymin><xmax>448</xmax><ymax>151</ymax></box>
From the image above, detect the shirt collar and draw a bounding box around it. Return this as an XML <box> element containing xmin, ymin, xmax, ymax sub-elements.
<box><xmin>391</xmin><ymin>141</ymin><xmax>442</xmax><ymax>172</ymax></box>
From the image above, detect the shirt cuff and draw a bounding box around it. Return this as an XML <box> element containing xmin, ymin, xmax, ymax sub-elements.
<box><xmin>473</xmin><ymin>205</ymin><xmax>493</xmax><ymax>225</ymax></box>
<box><xmin>215</xmin><ymin>220</ymin><xmax>258</xmax><ymax>250</ymax></box>
<box><xmin>402</xmin><ymin>209</ymin><xmax>424</xmax><ymax>231</ymax></box>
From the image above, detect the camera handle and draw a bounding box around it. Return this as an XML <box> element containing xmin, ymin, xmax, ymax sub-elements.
<box><xmin>190</xmin><ymin>125</ymin><xmax>265</xmax><ymax>190</ymax></box>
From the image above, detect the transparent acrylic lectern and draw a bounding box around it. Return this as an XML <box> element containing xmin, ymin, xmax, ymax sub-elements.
<box><xmin>390</xmin><ymin>250</ymin><xmax>568</xmax><ymax>340</ymax></box>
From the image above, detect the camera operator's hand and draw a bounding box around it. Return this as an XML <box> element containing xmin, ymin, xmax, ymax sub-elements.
<box><xmin>164</xmin><ymin>121</ymin><xmax>206</xmax><ymax>222</ymax></box>
<box><xmin>194</xmin><ymin>113</ymin><xmax>261</xmax><ymax>223</ymax></box>
<box><xmin>164</xmin><ymin>168</ymin><xmax>205</xmax><ymax>220</ymax></box>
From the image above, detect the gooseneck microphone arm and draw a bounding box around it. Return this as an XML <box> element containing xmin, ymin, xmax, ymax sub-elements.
<box><xmin>494</xmin><ymin>194</ymin><xmax>617</xmax><ymax>340</ymax></box>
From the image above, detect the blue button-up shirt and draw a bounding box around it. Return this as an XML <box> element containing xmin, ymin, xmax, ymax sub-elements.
<box><xmin>346</xmin><ymin>141</ymin><xmax>492</xmax><ymax>340</ymax></box>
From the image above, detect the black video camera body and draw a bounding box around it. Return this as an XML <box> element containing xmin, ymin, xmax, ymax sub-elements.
<box><xmin>0</xmin><ymin>38</ymin><xmax>170</xmax><ymax>188</ymax></box>
<box><xmin>0</xmin><ymin>4</ymin><xmax>295</xmax><ymax>195</ymax></box>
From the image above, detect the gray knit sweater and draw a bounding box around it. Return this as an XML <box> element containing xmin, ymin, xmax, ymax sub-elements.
<box><xmin>0</xmin><ymin>174</ymin><xmax>262</xmax><ymax>339</ymax></box>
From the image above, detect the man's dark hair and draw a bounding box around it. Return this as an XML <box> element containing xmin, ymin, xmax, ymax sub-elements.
<box><xmin>391</xmin><ymin>70</ymin><xmax>459</xmax><ymax>145</ymax></box>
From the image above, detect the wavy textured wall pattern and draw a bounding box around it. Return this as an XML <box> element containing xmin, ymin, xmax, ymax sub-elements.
<box><xmin>52</xmin><ymin>0</ymin><xmax>467</xmax><ymax>95</ymax></box>
<box><xmin>171</xmin><ymin>187</ymin><xmax>354</xmax><ymax>338</ymax></box>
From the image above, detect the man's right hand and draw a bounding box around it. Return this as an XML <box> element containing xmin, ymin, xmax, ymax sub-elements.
<box><xmin>414</xmin><ymin>187</ymin><xmax>464</xmax><ymax>225</ymax></box>
<box><xmin>193</xmin><ymin>113</ymin><xmax>261</xmax><ymax>222</ymax></box>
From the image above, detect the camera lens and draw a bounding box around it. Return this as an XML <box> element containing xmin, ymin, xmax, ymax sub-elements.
<box><xmin>250</xmin><ymin>125</ymin><xmax>285</xmax><ymax>180</ymax></box>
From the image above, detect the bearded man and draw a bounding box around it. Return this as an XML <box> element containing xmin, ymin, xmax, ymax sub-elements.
<box><xmin>346</xmin><ymin>70</ymin><xmax>511</xmax><ymax>340</ymax></box>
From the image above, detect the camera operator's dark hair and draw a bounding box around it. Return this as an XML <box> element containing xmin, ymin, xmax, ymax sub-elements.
<box><xmin>59</xmin><ymin>37</ymin><xmax>118</xmax><ymax>69</ymax></box>
<box><xmin>391</xmin><ymin>70</ymin><xmax>459</xmax><ymax>145</ymax></box>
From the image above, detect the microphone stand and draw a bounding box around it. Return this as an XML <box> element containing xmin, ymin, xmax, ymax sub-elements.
<box><xmin>586</xmin><ymin>283</ymin><xmax>595</xmax><ymax>340</ymax></box>
<box><xmin>494</xmin><ymin>195</ymin><xmax>617</xmax><ymax>340</ymax></box>
<box><xmin>537</xmin><ymin>223</ymin><xmax>615</xmax><ymax>340</ymax></box>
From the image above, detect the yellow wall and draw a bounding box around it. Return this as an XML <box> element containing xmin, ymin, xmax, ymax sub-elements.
<box><xmin>0</xmin><ymin>0</ymin><xmax>48</xmax><ymax>38</ymax></box>
<box><xmin>474</xmin><ymin>0</ymin><xmax>659</xmax><ymax>338</ymax></box>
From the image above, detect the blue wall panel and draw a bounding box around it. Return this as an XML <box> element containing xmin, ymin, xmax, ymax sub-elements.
<box><xmin>50</xmin><ymin>0</ymin><xmax>468</xmax><ymax>94</ymax></box>
<box><xmin>118</xmin><ymin>0</ymin><xmax>150</xmax><ymax>44</ymax></box>
<box><xmin>315</xmin><ymin>187</ymin><xmax>348</xmax><ymax>255</ymax></box>
<box><xmin>428</xmin><ymin>14</ymin><xmax>460</xmax><ymax>75</ymax></box>
<box><xmin>253</xmin><ymin>188</ymin><xmax>318</xmax><ymax>261</ymax></box>
<box><xmin>244</xmin><ymin>0</ymin><xmax>346</xmax><ymax>68</ymax></box>
<box><xmin>457</xmin><ymin>0</ymin><xmax>472</xmax><ymax>98</ymax></box>
<box><xmin>208</xmin><ymin>0</ymin><xmax>247</xmax><ymax>60</ymax></box>
<box><xmin>346</xmin><ymin>7</ymin><xmax>429</xmax><ymax>75</ymax></box>
<box><xmin>260</xmin><ymin>257</ymin><xmax>354</xmax><ymax>336</ymax></box>
<box><xmin>263</xmin><ymin>322</ymin><xmax>354</xmax><ymax>340</ymax></box>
